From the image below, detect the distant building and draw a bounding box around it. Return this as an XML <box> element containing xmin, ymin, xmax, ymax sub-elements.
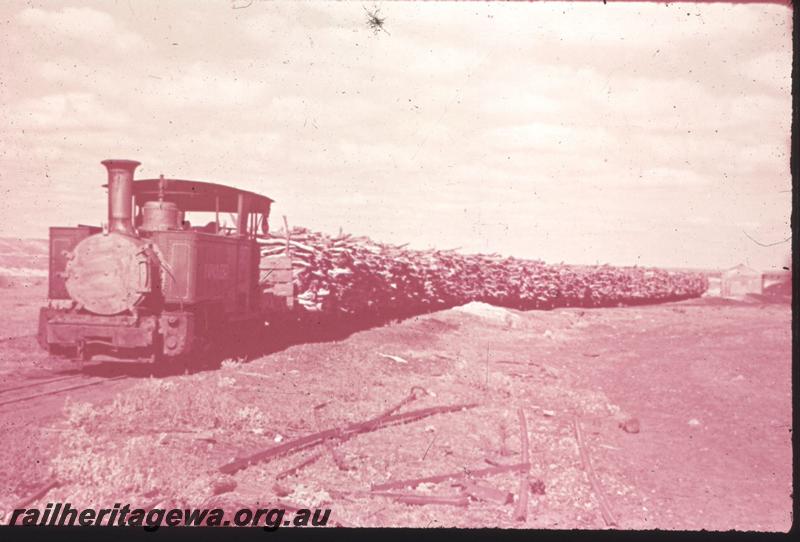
<box><xmin>720</xmin><ymin>264</ymin><xmax>762</xmax><ymax>297</ymax></box>
<box><xmin>704</xmin><ymin>275</ymin><xmax>721</xmax><ymax>297</ymax></box>
<box><xmin>761</xmin><ymin>269</ymin><xmax>792</xmax><ymax>296</ymax></box>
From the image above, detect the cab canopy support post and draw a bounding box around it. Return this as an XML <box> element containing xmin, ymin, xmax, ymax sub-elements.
<box><xmin>236</xmin><ymin>193</ymin><xmax>249</xmax><ymax>237</ymax></box>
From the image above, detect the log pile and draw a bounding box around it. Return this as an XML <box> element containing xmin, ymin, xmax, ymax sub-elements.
<box><xmin>258</xmin><ymin>227</ymin><xmax>707</xmax><ymax>324</ymax></box>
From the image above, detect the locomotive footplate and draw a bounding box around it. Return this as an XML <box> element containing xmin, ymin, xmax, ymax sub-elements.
<box><xmin>39</xmin><ymin>308</ymin><xmax>159</xmax><ymax>360</ymax></box>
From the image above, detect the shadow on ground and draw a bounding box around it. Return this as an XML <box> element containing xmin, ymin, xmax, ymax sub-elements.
<box><xmin>80</xmin><ymin>290</ymin><xmax>791</xmax><ymax>379</ymax></box>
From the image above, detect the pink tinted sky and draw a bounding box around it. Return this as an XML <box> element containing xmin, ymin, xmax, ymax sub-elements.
<box><xmin>0</xmin><ymin>1</ymin><xmax>792</xmax><ymax>271</ymax></box>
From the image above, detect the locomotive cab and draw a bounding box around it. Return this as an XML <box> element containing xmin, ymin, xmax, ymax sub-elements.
<box><xmin>38</xmin><ymin>159</ymin><xmax>290</xmax><ymax>367</ymax></box>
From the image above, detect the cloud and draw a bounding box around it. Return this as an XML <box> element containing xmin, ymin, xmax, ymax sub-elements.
<box><xmin>635</xmin><ymin>167</ymin><xmax>714</xmax><ymax>188</ymax></box>
<box><xmin>8</xmin><ymin>92</ymin><xmax>131</xmax><ymax>131</ymax></box>
<box><xmin>239</xmin><ymin>2</ymin><xmax>342</xmax><ymax>39</ymax></box>
<box><xmin>16</xmin><ymin>7</ymin><xmax>145</xmax><ymax>52</ymax></box>
<box><xmin>478</xmin><ymin>91</ymin><xmax>560</xmax><ymax>119</ymax></box>
<box><xmin>0</xmin><ymin>1</ymin><xmax>791</xmax><ymax>270</ymax></box>
<box><xmin>740</xmin><ymin>50</ymin><xmax>792</xmax><ymax>94</ymax></box>
<box><xmin>484</xmin><ymin>122</ymin><xmax>611</xmax><ymax>153</ymax></box>
<box><xmin>133</xmin><ymin>63</ymin><xmax>269</xmax><ymax>109</ymax></box>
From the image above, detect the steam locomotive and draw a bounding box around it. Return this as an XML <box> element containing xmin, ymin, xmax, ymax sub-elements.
<box><xmin>38</xmin><ymin>159</ymin><xmax>294</xmax><ymax>368</ymax></box>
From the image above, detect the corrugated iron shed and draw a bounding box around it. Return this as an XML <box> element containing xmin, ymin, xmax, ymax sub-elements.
<box><xmin>720</xmin><ymin>264</ymin><xmax>762</xmax><ymax>297</ymax></box>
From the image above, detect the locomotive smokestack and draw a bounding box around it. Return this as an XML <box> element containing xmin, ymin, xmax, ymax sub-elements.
<box><xmin>101</xmin><ymin>159</ymin><xmax>140</xmax><ymax>235</ymax></box>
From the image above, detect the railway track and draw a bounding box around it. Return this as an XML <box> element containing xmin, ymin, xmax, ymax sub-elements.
<box><xmin>0</xmin><ymin>374</ymin><xmax>128</xmax><ymax>408</ymax></box>
<box><xmin>0</xmin><ymin>333</ymin><xmax>37</xmax><ymax>343</ymax></box>
<box><xmin>0</xmin><ymin>374</ymin><xmax>85</xmax><ymax>395</ymax></box>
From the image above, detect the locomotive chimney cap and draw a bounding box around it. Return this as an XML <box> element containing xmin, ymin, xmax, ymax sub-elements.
<box><xmin>101</xmin><ymin>159</ymin><xmax>141</xmax><ymax>169</ymax></box>
<box><xmin>100</xmin><ymin>159</ymin><xmax>141</xmax><ymax>188</ymax></box>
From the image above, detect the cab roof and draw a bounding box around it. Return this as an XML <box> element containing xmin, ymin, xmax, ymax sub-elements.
<box><xmin>131</xmin><ymin>178</ymin><xmax>273</xmax><ymax>213</ymax></box>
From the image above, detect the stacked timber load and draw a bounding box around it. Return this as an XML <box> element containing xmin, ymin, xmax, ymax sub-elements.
<box><xmin>258</xmin><ymin>228</ymin><xmax>707</xmax><ymax>323</ymax></box>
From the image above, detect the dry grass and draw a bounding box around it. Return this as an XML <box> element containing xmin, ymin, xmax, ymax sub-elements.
<box><xmin>33</xmin><ymin>303</ymin><xmax>683</xmax><ymax>527</ymax></box>
<box><xmin>48</xmin><ymin>375</ymin><xmax>277</xmax><ymax>507</ymax></box>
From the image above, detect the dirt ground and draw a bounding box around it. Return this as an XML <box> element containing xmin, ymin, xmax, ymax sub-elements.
<box><xmin>0</xmin><ymin>279</ymin><xmax>792</xmax><ymax>531</ymax></box>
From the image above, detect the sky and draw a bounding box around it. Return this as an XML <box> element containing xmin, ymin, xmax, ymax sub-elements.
<box><xmin>0</xmin><ymin>1</ymin><xmax>792</xmax><ymax>271</ymax></box>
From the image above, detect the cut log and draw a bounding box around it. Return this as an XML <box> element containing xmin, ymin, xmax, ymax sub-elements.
<box><xmin>455</xmin><ymin>479</ymin><xmax>514</xmax><ymax>505</ymax></box>
<box><xmin>257</xmin><ymin>228</ymin><xmax>708</xmax><ymax>330</ymax></box>
<box><xmin>219</xmin><ymin>400</ymin><xmax>477</xmax><ymax>475</ymax></box>
<box><xmin>275</xmin><ymin>452</ymin><xmax>324</xmax><ymax>480</ymax></box>
<box><xmin>370</xmin><ymin>491</ymin><xmax>469</xmax><ymax>507</ymax></box>
<box><xmin>371</xmin><ymin>462</ymin><xmax>530</xmax><ymax>491</ymax></box>
<box><xmin>513</xmin><ymin>407</ymin><xmax>531</xmax><ymax>521</ymax></box>
<box><xmin>574</xmin><ymin>417</ymin><xmax>618</xmax><ymax>527</ymax></box>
